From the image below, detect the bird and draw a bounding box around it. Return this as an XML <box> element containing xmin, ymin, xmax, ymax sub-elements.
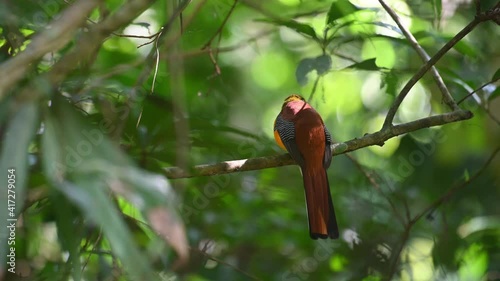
<box><xmin>274</xmin><ymin>94</ymin><xmax>339</xmax><ymax>239</ymax></box>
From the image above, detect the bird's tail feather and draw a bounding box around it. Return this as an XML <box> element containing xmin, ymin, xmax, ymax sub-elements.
<box><xmin>302</xmin><ymin>167</ymin><xmax>339</xmax><ymax>239</ymax></box>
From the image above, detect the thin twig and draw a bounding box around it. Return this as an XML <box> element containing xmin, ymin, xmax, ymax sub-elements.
<box><xmin>164</xmin><ymin>110</ymin><xmax>473</xmax><ymax>179</ymax></box>
<box><xmin>386</xmin><ymin>226</ymin><xmax>412</xmax><ymax>281</ymax></box>
<box><xmin>202</xmin><ymin>0</ymin><xmax>239</xmax><ymax>49</ymax></box>
<box><xmin>378</xmin><ymin>0</ymin><xmax>459</xmax><ymax>112</ymax></box>
<box><xmin>308</xmin><ymin>75</ymin><xmax>321</xmax><ymax>102</ymax></box>
<box><xmin>181</xmin><ymin>29</ymin><xmax>275</xmax><ymax>58</ymax></box>
<box><xmin>162</xmin><ymin>0</ymin><xmax>209</xmax><ymax>51</ymax></box>
<box><xmin>457</xmin><ymin>76</ymin><xmax>500</xmax><ymax>105</ymax></box>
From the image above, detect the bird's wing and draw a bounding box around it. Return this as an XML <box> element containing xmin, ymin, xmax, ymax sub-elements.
<box><xmin>323</xmin><ymin>126</ymin><xmax>333</xmax><ymax>168</ymax></box>
<box><xmin>275</xmin><ymin>115</ymin><xmax>305</xmax><ymax>167</ymax></box>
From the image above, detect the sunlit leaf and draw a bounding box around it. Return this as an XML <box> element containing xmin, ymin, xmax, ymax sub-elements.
<box><xmin>326</xmin><ymin>0</ymin><xmax>360</xmax><ymax>25</ymax></box>
<box><xmin>381</xmin><ymin>70</ymin><xmax>399</xmax><ymax>97</ymax></box>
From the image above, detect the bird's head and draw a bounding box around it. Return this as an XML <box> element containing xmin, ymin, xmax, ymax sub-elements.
<box><xmin>283</xmin><ymin>94</ymin><xmax>305</xmax><ymax>105</ymax></box>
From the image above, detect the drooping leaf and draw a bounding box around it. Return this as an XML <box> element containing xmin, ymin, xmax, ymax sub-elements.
<box><xmin>327</xmin><ymin>0</ymin><xmax>361</xmax><ymax>25</ymax></box>
<box><xmin>41</xmin><ymin>97</ymin><xmax>187</xmax><ymax>279</ymax></box>
<box><xmin>295</xmin><ymin>54</ymin><xmax>332</xmax><ymax>85</ymax></box>
<box><xmin>296</xmin><ymin>58</ymin><xmax>315</xmax><ymax>86</ymax></box>
<box><xmin>258</xmin><ymin>19</ymin><xmax>318</xmax><ymax>39</ymax></box>
<box><xmin>315</xmin><ymin>54</ymin><xmax>332</xmax><ymax>75</ymax></box>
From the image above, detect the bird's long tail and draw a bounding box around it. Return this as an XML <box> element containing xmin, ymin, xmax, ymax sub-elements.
<box><xmin>302</xmin><ymin>167</ymin><xmax>339</xmax><ymax>239</ymax></box>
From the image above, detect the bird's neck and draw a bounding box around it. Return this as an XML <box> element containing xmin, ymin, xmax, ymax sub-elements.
<box><xmin>282</xmin><ymin>100</ymin><xmax>311</xmax><ymax>118</ymax></box>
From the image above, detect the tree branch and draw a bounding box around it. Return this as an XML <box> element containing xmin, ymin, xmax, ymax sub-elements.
<box><xmin>382</xmin><ymin>6</ymin><xmax>499</xmax><ymax>129</ymax></box>
<box><xmin>0</xmin><ymin>0</ymin><xmax>101</xmax><ymax>100</ymax></box>
<box><xmin>378</xmin><ymin>0</ymin><xmax>459</xmax><ymax>112</ymax></box>
<box><xmin>163</xmin><ymin>110</ymin><xmax>473</xmax><ymax>179</ymax></box>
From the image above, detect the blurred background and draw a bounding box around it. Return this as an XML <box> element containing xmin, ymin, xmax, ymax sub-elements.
<box><xmin>0</xmin><ymin>0</ymin><xmax>499</xmax><ymax>280</ymax></box>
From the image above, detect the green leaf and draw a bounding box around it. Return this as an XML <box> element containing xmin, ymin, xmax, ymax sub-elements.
<box><xmin>42</xmin><ymin>110</ymin><xmax>158</xmax><ymax>280</ymax></box>
<box><xmin>52</xmin><ymin>193</ymin><xmax>82</xmax><ymax>281</ymax></box>
<box><xmin>371</xmin><ymin>21</ymin><xmax>402</xmax><ymax>35</ymax></box>
<box><xmin>258</xmin><ymin>19</ymin><xmax>318</xmax><ymax>39</ymax></box>
<box><xmin>40</xmin><ymin>98</ymin><xmax>187</xmax><ymax>279</ymax></box>
<box><xmin>488</xmin><ymin>87</ymin><xmax>500</xmax><ymax>101</ymax></box>
<box><xmin>315</xmin><ymin>54</ymin><xmax>332</xmax><ymax>75</ymax></box>
<box><xmin>452</xmin><ymin>40</ymin><xmax>477</xmax><ymax>57</ymax></box>
<box><xmin>432</xmin><ymin>230</ymin><xmax>462</xmax><ymax>271</ymax></box>
<box><xmin>295</xmin><ymin>54</ymin><xmax>332</xmax><ymax>85</ymax></box>
<box><xmin>382</xmin><ymin>70</ymin><xmax>399</xmax><ymax>97</ymax></box>
<box><xmin>0</xmin><ymin>101</ymin><xmax>38</xmax><ymax>264</ymax></box>
<box><xmin>327</xmin><ymin>0</ymin><xmax>361</xmax><ymax>25</ymax></box>
<box><xmin>296</xmin><ymin>57</ymin><xmax>315</xmax><ymax>86</ymax></box>
<box><xmin>434</xmin><ymin>0</ymin><xmax>442</xmax><ymax>22</ymax></box>
<box><xmin>492</xmin><ymin>68</ymin><xmax>500</xmax><ymax>81</ymax></box>
<box><xmin>463</xmin><ymin>169</ymin><xmax>470</xmax><ymax>181</ymax></box>
<box><xmin>345</xmin><ymin>58</ymin><xmax>380</xmax><ymax>71</ymax></box>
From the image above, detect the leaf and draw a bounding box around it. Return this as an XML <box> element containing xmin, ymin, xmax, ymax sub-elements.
<box><xmin>42</xmin><ymin>111</ymin><xmax>157</xmax><ymax>280</ymax></box>
<box><xmin>327</xmin><ymin>0</ymin><xmax>361</xmax><ymax>25</ymax></box>
<box><xmin>258</xmin><ymin>19</ymin><xmax>317</xmax><ymax>39</ymax></box>
<box><xmin>463</xmin><ymin>169</ymin><xmax>470</xmax><ymax>181</ymax></box>
<box><xmin>371</xmin><ymin>21</ymin><xmax>402</xmax><ymax>35</ymax></box>
<box><xmin>296</xmin><ymin>58</ymin><xmax>315</xmax><ymax>86</ymax></box>
<box><xmin>0</xmin><ymin>101</ymin><xmax>38</xmax><ymax>264</ymax></box>
<box><xmin>295</xmin><ymin>55</ymin><xmax>332</xmax><ymax>85</ymax></box>
<box><xmin>433</xmin><ymin>0</ymin><xmax>442</xmax><ymax>23</ymax></box>
<box><xmin>148</xmin><ymin>207</ymin><xmax>189</xmax><ymax>269</ymax></box>
<box><xmin>382</xmin><ymin>70</ymin><xmax>399</xmax><ymax>97</ymax></box>
<box><xmin>492</xmin><ymin>68</ymin><xmax>500</xmax><ymax>81</ymax></box>
<box><xmin>432</xmin><ymin>230</ymin><xmax>462</xmax><ymax>271</ymax></box>
<box><xmin>315</xmin><ymin>54</ymin><xmax>332</xmax><ymax>75</ymax></box>
<box><xmin>345</xmin><ymin>58</ymin><xmax>380</xmax><ymax>71</ymax></box>
<box><xmin>52</xmin><ymin>193</ymin><xmax>82</xmax><ymax>281</ymax></box>
<box><xmin>41</xmin><ymin>97</ymin><xmax>187</xmax><ymax>278</ymax></box>
<box><xmin>488</xmin><ymin>87</ymin><xmax>500</xmax><ymax>102</ymax></box>
<box><xmin>452</xmin><ymin>40</ymin><xmax>477</xmax><ymax>57</ymax></box>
